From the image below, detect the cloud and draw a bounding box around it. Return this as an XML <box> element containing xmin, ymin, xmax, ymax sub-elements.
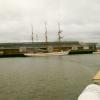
<box><xmin>0</xmin><ymin>0</ymin><xmax>99</xmax><ymax>42</ymax></box>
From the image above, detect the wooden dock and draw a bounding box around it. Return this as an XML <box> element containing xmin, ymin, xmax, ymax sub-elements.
<box><xmin>92</xmin><ymin>71</ymin><xmax>100</xmax><ymax>85</ymax></box>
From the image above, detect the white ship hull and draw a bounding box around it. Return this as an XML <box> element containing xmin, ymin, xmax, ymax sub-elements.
<box><xmin>24</xmin><ymin>51</ymin><xmax>69</xmax><ymax>57</ymax></box>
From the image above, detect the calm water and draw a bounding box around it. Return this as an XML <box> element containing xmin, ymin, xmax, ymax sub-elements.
<box><xmin>0</xmin><ymin>54</ymin><xmax>100</xmax><ymax>100</ymax></box>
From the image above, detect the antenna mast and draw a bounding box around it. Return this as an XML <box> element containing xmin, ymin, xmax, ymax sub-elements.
<box><xmin>58</xmin><ymin>23</ymin><xmax>63</xmax><ymax>51</ymax></box>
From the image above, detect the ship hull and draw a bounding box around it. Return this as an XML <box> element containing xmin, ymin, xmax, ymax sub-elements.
<box><xmin>24</xmin><ymin>51</ymin><xmax>69</xmax><ymax>57</ymax></box>
<box><xmin>68</xmin><ymin>50</ymin><xmax>94</xmax><ymax>54</ymax></box>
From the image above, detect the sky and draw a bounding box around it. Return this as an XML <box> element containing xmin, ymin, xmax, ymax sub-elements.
<box><xmin>0</xmin><ymin>0</ymin><xmax>100</xmax><ymax>43</ymax></box>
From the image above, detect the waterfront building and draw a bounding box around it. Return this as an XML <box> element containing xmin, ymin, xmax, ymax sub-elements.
<box><xmin>0</xmin><ymin>41</ymin><xmax>97</xmax><ymax>53</ymax></box>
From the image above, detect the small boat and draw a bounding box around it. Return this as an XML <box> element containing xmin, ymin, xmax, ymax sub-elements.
<box><xmin>78</xmin><ymin>71</ymin><xmax>100</xmax><ymax>100</ymax></box>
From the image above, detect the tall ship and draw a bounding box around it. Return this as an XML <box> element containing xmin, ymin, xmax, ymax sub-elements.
<box><xmin>24</xmin><ymin>23</ymin><xmax>69</xmax><ymax>57</ymax></box>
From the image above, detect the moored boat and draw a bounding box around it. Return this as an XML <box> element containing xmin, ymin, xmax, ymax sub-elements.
<box><xmin>68</xmin><ymin>49</ymin><xmax>94</xmax><ymax>55</ymax></box>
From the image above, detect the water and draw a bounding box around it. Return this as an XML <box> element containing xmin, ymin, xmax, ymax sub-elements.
<box><xmin>0</xmin><ymin>54</ymin><xmax>100</xmax><ymax>100</ymax></box>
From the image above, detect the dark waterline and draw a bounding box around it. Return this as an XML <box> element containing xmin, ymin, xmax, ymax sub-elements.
<box><xmin>0</xmin><ymin>54</ymin><xmax>100</xmax><ymax>100</ymax></box>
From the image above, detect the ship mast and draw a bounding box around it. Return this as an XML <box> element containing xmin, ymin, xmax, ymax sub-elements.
<box><xmin>31</xmin><ymin>24</ymin><xmax>34</xmax><ymax>43</ymax></box>
<box><xmin>45</xmin><ymin>22</ymin><xmax>48</xmax><ymax>49</ymax></box>
<box><xmin>58</xmin><ymin>23</ymin><xmax>63</xmax><ymax>51</ymax></box>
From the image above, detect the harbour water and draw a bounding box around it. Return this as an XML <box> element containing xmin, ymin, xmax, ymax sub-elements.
<box><xmin>0</xmin><ymin>54</ymin><xmax>100</xmax><ymax>100</ymax></box>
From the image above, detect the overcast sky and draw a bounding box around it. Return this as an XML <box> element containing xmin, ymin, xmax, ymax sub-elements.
<box><xmin>0</xmin><ymin>0</ymin><xmax>100</xmax><ymax>42</ymax></box>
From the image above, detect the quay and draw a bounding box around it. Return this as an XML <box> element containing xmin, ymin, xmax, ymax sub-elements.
<box><xmin>93</xmin><ymin>71</ymin><xmax>100</xmax><ymax>85</ymax></box>
<box><xmin>0</xmin><ymin>41</ymin><xmax>97</xmax><ymax>57</ymax></box>
<box><xmin>0</xmin><ymin>48</ymin><xmax>26</xmax><ymax>57</ymax></box>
